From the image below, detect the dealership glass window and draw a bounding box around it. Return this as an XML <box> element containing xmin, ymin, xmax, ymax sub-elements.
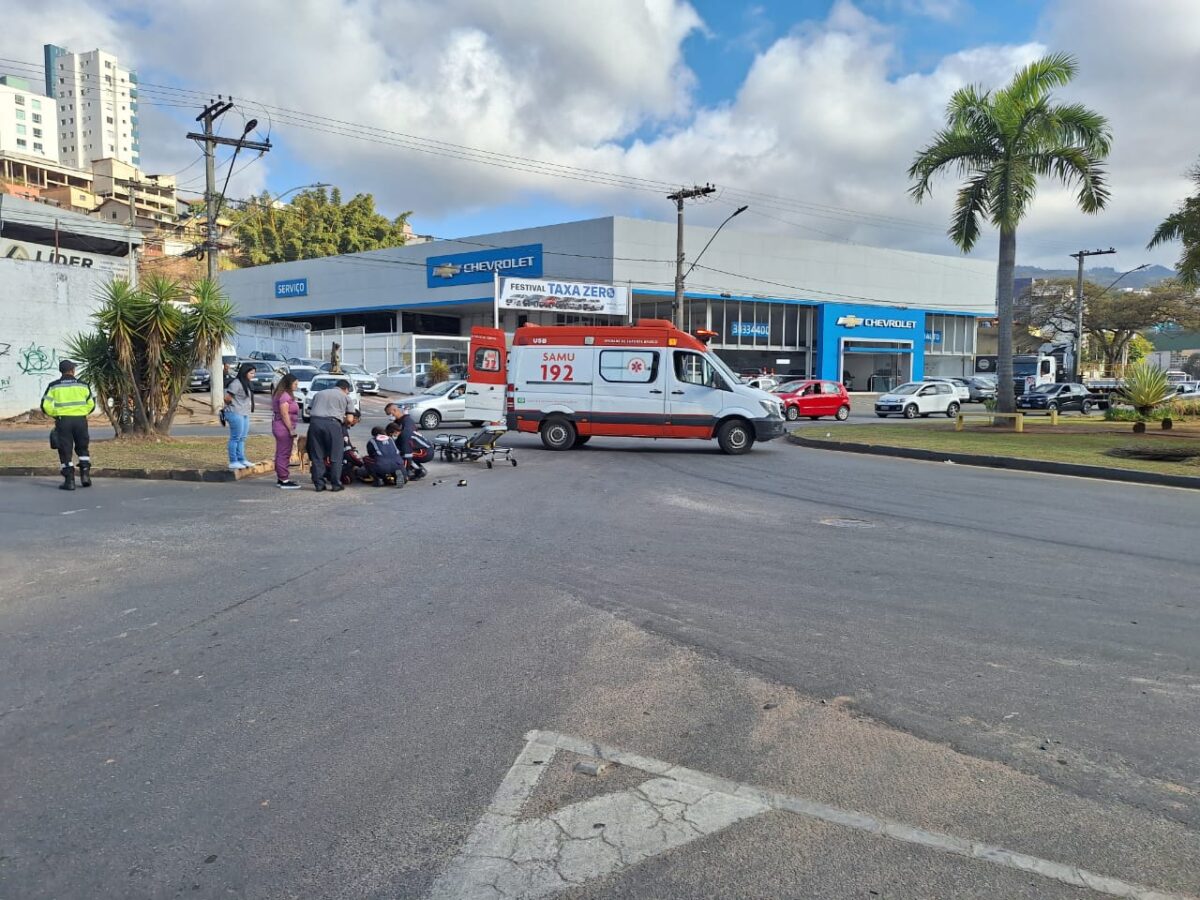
<box><xmin>600</xmin><ymin>350</ymin><xmax>658</xmax><ymax>383</ymax></box>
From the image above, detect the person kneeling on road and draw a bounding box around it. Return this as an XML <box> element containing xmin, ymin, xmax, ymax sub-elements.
<box><xmin>306</xmin><ymin>379</ymin><xmax>354</xmax><ymax>492</ymax></box>
<box><xmin>385</xmin><ymin>406</ymin><xmax>426</xmax><ymax>481</ymax></box>
<box><xmin>364</xmin><ymin>426</ymin><xmax>404</xmax><ymax>487</ymax></box>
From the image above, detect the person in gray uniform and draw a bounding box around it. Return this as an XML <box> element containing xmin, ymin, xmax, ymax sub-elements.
<box><xmin>306</xmin><ymin>379</ymin><xmax>354</xmax><ymax>492</ymax></box>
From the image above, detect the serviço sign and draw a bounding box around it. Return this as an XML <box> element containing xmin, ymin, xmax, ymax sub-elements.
<box><xmin>275</xmin><ymin>278</ymin><xmax>308</xmax><ymax>298</ymax></box>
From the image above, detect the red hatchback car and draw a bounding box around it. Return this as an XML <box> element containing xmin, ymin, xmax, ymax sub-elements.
<box><xmin>773</xmin><ymin>379</ymin><xmax>852</xmax><ymax>421</ymax></box>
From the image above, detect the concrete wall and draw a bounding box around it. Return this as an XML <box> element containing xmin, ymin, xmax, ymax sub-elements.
<box><xmin>0</xmin><ymin>258</ymin><xmax>112</xmax><ymax>417</ymax></box>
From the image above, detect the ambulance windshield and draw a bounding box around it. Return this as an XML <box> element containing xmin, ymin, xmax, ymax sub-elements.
<box><xmin>707</xmin><ymin>351</ymin><xmax>741</xmax><ymax>386</ymax></box>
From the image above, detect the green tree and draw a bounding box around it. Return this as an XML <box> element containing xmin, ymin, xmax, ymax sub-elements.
<box><xmin>1022</xmin><ymin>278</ymin><xmax>1200</xmax><ymax>375</ymax></box>
<box><xmin>1148</xmin><ymin>159</ymin><xmax>1200</xmax><ymax>287</ymax></box>
<box><xmin>908</xmin><ymin>53</ymin><xmax>1111</xmax><ymax>412</ymax></box>
<box><xmin>231</xmin><ymin>186</ymin><xmax>412</xmax><ymax>266</ymax></box>
<box><xmin>68</xmin><ymin>276</ymin><xmax>236</xmax><ymax>436</ymax></box>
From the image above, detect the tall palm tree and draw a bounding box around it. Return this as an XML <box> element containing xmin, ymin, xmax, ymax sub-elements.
<box><xmin>908</xmin><ymin>53</ymin><xmax>1111</xmax><ymax>412</ymax></box>
<box><xmin>1147</xmin><ymin>159</ymin><xmax>1200</xmax><ymax>287</ymax></box>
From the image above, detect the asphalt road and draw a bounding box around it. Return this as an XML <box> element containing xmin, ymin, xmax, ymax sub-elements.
<box><xmin>1</xmin><ymin>431</ymin><xmax>1197</xmax><ymax>899</ymax></box>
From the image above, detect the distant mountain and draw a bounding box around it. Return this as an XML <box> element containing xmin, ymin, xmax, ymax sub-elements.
<box><xmin>1013</xmin><ymin>264</ymin><xmax>1176</xmax><ymax>289</ymax></box>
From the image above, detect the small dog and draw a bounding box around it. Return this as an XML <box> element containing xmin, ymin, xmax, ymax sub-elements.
<box><xmin>295</xmin><ymin>432</ymin><xmax>309</xmax><ymax>473</ymax></box>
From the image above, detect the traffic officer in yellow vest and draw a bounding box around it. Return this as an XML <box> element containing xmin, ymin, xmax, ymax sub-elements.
<box><xmin>41</xmin><ymin>359</ymin><xmax>96</xmax><ymax>491</ymax></box>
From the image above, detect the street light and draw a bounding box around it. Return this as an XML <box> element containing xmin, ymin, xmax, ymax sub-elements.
<box><xmin>676</xmin><ymin>204</ymin><xmax>749</xmax><ymax>328</ymax></box>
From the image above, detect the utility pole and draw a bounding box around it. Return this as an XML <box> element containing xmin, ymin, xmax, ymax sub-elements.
<box><xmin>1069</xmin><ymin>247</ymin><xmax>1115</xmax><ymax>382</ymax></box>
<box><xmin>126</xmin><ymin>175</ymin><xmax>137</xmax><ymax>285</ymax></box>
<box><xmin>668</xmin><ymin>184</ymin><xmax>715</xmax><ymax>329</ymax></box>
<box><xmin>187</xmin><ymin>99</ymin><xmax>271</xmax><ymax>410</ymax></box>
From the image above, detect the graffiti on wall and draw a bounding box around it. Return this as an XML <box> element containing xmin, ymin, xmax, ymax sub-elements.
<box><xmin>17</xmin><ymin>343</ymin><xmax>58</xmax><ymax>376</ymax></box>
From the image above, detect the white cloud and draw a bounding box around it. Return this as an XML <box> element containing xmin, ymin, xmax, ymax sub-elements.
<box><xmin>4</xmin><ymin>0</ymin><xmax>1197</xmax><ymax>271</ymax></box>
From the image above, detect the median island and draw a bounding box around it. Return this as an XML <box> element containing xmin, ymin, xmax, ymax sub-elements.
<box><xmin>791</xmin><ymin>418</ymin><xmax>1200</xmax><ymax>486</ymax></box>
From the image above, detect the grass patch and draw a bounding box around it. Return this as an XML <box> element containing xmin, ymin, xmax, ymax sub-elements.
<box><xmin>0</xmin><ymin>435</ymin><xmax>274</xmax><ymax>470</ymax></box>
<box><xmin>798</xmin><ymin>423</ymin><xmax>1200</xmax><ymax>477</ymax></box>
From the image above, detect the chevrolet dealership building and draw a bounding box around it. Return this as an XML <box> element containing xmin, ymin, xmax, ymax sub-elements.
<box><xmin>219</xmin><ymin>216</ymin><xmax>995</xmax><ymax>389</ymax></box>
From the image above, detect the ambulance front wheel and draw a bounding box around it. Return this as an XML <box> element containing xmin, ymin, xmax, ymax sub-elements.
<box><xmin>716</xmin><ymin>419</ymin><xmax>754</xmax><ymax>455</ymax></box>
<box><xmin>540</xmin><ymin>417</ymin><xmax>576</xmax><ymax>451</ymax></box>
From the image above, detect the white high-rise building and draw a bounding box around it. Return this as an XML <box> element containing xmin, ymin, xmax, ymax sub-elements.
<box><xmin>44</xmin><ymin>44</ymin><xmax>140</xmax><ymax>170</ymax></box>
<box><xmin>0</xmin><ymin>75</ymin><xmax>59</xmax><ymax>162</ymax></box>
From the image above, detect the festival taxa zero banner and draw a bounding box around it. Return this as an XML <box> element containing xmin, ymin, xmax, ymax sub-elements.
<box><xmin>497</xmin><ymin>276</ymin><xmax>629</xmax><ymax>318</ymax></box>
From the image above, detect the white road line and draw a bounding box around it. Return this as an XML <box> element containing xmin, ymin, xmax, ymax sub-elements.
<box><xmin>427</xmin><ymin>729</ymin><xmax>1196</xmax><ymax>900</ymax></box>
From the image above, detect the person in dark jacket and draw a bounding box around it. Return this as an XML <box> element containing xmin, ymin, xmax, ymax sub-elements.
<box><xmin>384</xmin><ymin>402</ymin><xmax>424</xmax><ymax>480</ymax></box>
<box><xmin>364</xmin><ymin>426</ymin><xmax>404</xmax><ymax>486</ymax></box>
<box><xmin>42</xmin><ymin>359</ymin><xmax>96</xmax><ymax>491</ymax></box>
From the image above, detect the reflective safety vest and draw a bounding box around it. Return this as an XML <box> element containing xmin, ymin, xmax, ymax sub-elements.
<box><xmin>41</xmin><ymin>377</ymin><xmax>96</xmax><ymax>418</ymax></box>
<box><xmin>368</xmin><ymin>435</ymin><xmax>402</xmax><ymax>467</ymax></box>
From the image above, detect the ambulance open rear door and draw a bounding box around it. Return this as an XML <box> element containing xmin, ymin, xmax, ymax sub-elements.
<box><xmin>464</xmin><ymin>327</ymin><xmax>507</xmax><ymax>424</ymax></box>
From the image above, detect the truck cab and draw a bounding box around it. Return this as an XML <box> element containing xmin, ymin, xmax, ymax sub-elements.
<box><xmin>464</xmin><ymin>320</ymin><xmax>784</xmax><ymax>455</ymax></box>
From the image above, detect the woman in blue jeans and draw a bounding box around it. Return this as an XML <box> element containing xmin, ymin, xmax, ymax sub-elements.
<box><xmin>224</xmin><ymin>362</ymin><xmax>256</xmax><ymax>470</ymax></box>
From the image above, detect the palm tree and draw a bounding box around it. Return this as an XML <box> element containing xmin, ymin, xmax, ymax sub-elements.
<box><xmin>908</xmin><ymin>53</ymin><xmax>1111</xmax><ymax>413</ymax></box>
<box><xmin>1147</xmin><ymin>159</ymin><xmax>1200</xmax><ymax>287</ymax></box>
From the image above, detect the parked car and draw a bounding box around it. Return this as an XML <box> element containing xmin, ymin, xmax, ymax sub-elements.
<box><xmin>961</xmin><ymin>375</ymin><xmax>997</xmax><ymax>403</ymax></box>
<box><xmin>875</xmin><ymin>381</ymin><xmax>960</xmax><ymax>418</ymax></box>
<box><xmin>300</xmin><ymin>374</ymin><xmax>362</xmax><ymax>422</ymax></box>
<box><xmin>287</xmin><ymin>356</ymin><xmax>324</xmax><ymax>368</ymax></box>
<box><xmin>1016</xmin><ymin>382</ymin><xmax>1101</xmax><ymax>414</ymax></box>
<box><xmin>375</xmin><ymin>363</ymin><xmax>432</xmax><ymax>393</ymax></box>
<box><xmin>238</xmin><ymin>360</ymin><xmax>277</xmax><ymax>393</ymax></box>
<box><xmin>248</xmin><ymin>350</ymin><xmax>289</xmax><ymax>370</ymax></box>
<box><xmin>318</xmin><ymin>362</ymin><xmax>378</xmax><ymax>394</ymax></box>
<box><xmin>922</xmin><ymin>376</ymin><xmax>971</xmax><ymax>402</ymax></box>
<box><xmin>189</xmin><ymin>367</ymin><xmax>211</xmax><ymax>392</ymax></box>
<box><xmin>391</xmin><ymin>380</ymin><xmax>484</xmax><ymax>430</ymax></box>
<box><xmin>773</xmin><ymin>379</ymin><xmax>852</xmax><ymax>421</ymax></box>
<box><xmin>744</xmin><ymin>375</ymin><xmax>779</xmax><ymax>392</ymax></box>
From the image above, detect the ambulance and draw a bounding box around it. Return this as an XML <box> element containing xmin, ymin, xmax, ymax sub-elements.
<box><xmin>463</xmin><ymin>319</ymin><xmax>786</xmax><ymax>454</ymax></box>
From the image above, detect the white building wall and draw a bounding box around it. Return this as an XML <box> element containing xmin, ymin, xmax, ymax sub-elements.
<box><xmin>0</xmin><ymin>259</ymin><xmax>114</xmax><ymax>417</ymax></box>
<box><xmin>50</xmin><ymin>48</ymin><xmax>139</xmax><ymax>169</ymax></box>
<box><xmin>0</xmin><ymin>83</ymin><xmax>59</xmax><ymax>162</ymax></box>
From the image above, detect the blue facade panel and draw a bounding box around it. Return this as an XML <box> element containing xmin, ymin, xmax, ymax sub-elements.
<box><xmin>817</xmin><ymin>302</ymin><xmax>927</xmax><ymax>382</ymax></box>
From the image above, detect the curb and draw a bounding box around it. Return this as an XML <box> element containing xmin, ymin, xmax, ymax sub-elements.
<box><xmin>0</xmin><ymin>460</ymin><xmax>274</xmax><ymax>483</ymax></box>
<box><xmin>786</xmin><ymin>433</ymin><xmax>1200</xmax><ymax>491</ymax></box>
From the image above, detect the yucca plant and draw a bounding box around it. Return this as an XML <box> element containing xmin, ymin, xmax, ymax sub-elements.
<box><xmin>427</xmin><ymin>356</ymin><xmax>451</xmax><ymax>386</ymax></box>
<box><xmin>1119</xmin><ymin>363</ymin><xmax>1174</xmax><ymax>417</ymax></box>
<box><xmin>68</xmin><ymin>276</ymin><xmax>236</xmax><ymax>437</ymax></box>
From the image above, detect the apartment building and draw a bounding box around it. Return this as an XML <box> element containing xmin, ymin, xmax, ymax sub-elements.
<box><xmin>44</xmin><ymin>44</ymin><xmax>140</xmax><ymax>169</ymax></box>
<box><xmin>0</xmin><ymin>75</ymin><xmax>59</xmax><ymax>162</ymax></box>
<box><xmin>91</xmin><ymin>157</ymin><xmax>176</xmax><ymax>228</ymax></box>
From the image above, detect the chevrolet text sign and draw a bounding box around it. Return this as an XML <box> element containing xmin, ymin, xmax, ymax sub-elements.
<box><xmin>836</xmin><ymin>314</ymin><xmax>917</xmax><ymax>330</ymax></box>
<box><xmin>427</xmin><ymin>244</ymin><xmax>543</xmax><ymax>288</ymax></box>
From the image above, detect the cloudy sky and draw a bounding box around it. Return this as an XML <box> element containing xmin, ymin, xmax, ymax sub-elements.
<box><xmin>3</xmin><ymin>0</ymin><xmax>1198</xmax><ymax>271</ymax></box>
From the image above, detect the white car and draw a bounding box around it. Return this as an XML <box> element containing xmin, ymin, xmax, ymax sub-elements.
<box><xmin>743</xmin><ymin>375</ymin><xmax>779</xmax><ymax>392</ymax></box>
<box><xmin>280</xmin><ymin>365</ymin><xmax>322</xmax><ymax>406</ymax></box>
<box><xmin>318</xmin><ymin>362</ymin><xmax>378</xmax><ymax>394</ymax></box>
<box><xmin>875</xmin><ymin>381</ymin><xmax>961</xmax><ymax>418</ymax></box>
<box><xmin>392</xmin><ymin>380</ymin><xmax>484</xmax><ymax>430</ymax></box>
<box><xmin>922</xmin><ymin>376</ymin><xmax>971</xmax><ymax>402</ymax></box>
<box><xmin>301</xmin><ymin>374</ymin><xmax>362</xmax><ymax>422</ymax></box>
<box><xmin>376</xmin><ymin>364</ymin><xmax>432</xmax><ymax>394</ymax></box>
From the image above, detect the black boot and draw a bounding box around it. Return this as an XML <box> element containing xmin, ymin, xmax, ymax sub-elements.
<box><xmin>79</xmin><ymin>463</ymin><xmax>92</xmax><ymax>488</ymax></box>
<box><xmin>59</xmin><ymin>468</ymin><xmax>75</xmax><ymax>491</ymax></box>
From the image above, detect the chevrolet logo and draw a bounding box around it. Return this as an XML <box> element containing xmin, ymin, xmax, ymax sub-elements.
<box><xmin>432</xmin><ymin>263</ymin><xmax>462</xmax><ymax>279</ymax></box>
<box><xmin>836</xmin><ymin>315</ymin><xmax>863</xmax><ymax>328</ymax></box>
